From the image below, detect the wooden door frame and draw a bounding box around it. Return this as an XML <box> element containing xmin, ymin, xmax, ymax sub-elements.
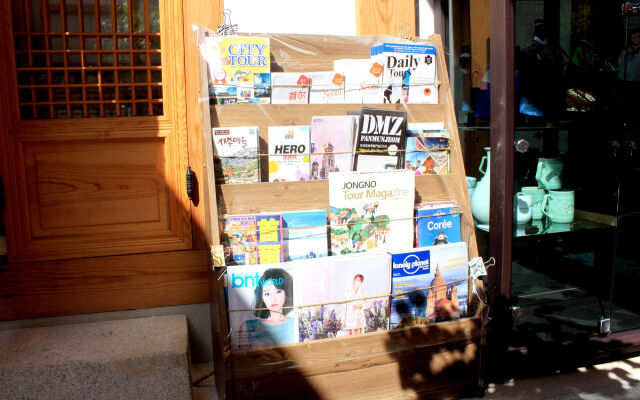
<box><xmin>488</xmin><ymin>0</ymin><xmax>515</xmax><ymax>302</ymax></box>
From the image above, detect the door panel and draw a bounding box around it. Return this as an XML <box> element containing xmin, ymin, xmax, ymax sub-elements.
<box><xmin>25</xmin><ymin>141</ymin><xmax>166</xmax><ymax>231</ymax></box>
<box><xmin>1</xmin><ymin>0</ymin><xmax>192</xmax><ymax>262</ymax></box>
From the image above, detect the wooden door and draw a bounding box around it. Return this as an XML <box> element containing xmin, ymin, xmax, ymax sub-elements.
<box><xmin>0</xmin><ymin>0</ymin><xmax>192</xmax><ymax>263</ymax></box>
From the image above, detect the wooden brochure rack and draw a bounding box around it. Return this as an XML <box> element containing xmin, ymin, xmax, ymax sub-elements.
<box><xmin>199</xmin><ymin>32</ymin><xmax>485</xmax><ymax>399</ymax></box>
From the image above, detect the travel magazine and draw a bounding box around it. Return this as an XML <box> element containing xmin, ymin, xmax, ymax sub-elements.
<box><xmin>353</xmin><ymin>108</ymin><xmax>408</xmax><ymax>172</ymax></box>
<box><xmin>328</xmin><ymin>170</ymin><xmax>414</xmax><ymax>255</ymax></box>
<box><xmin>390</xmin><ymin>242</ymin><xmax>469</xmax><ymax>328</ymax></box>
<box><xmin>296</xmin><ymin>253</ymin><xmax>392</xmax><ymax>342</ymax></box>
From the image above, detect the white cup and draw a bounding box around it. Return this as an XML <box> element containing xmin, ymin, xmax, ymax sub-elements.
<box><xmin>514</xmin><ymin>194</ymin><xmax>533</xmax><ymax>225</ymax></box>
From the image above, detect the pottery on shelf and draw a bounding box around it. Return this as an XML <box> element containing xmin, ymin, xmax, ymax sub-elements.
<box><xmin>471</xmin><ymin>147</ymin><xmax>490</xmax><ymax>230</ymax></box>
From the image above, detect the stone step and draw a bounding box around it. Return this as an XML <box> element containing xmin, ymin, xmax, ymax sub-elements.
<box><xmin>0</xmin><ymin>315</ymin><xmax>192</xmax><ymax>400</ymax></box>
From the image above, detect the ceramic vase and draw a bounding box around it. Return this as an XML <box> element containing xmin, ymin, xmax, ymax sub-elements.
<box><xmin>471</xmin><ymin>147</ymin><xmax>491</xmax><ymax>230</ymax></box>
<box><xmin>466</xmin><ymin>176</ymin><xmax>477</xmax><ymax>200</ymax></box>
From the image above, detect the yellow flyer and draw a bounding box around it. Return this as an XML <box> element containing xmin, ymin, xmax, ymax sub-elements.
<box><xmin>203</xmin><ymin>36</ymin><xmax>271</xmax><ymax>104</ymax></box>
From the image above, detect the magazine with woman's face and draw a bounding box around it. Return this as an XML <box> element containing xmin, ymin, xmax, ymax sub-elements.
<box><xmin>227</xmin><ymin>263</ymin><xmax>297</xmax><ymax>351</ymax></box>
<box><xmin>295</xmin><ymin>252</ymin><xmax>392</xmax><ymax>342</ymax></box>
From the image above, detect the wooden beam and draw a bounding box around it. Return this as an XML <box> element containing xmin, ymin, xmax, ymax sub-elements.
<box><xmin>180</xmin><ymin>1</ymin><xmax>229</xmax><ymax>397</ymax></box>
<box><xmin>356</xmin><ymin>0</ymin><xmax>416</xmax><ymax>37</ymax></box>
<box><xmin>575</xmin><ymin>209</ymin><xmax>617</xmax><ymax>227</ymax></box>
<box><xmin>489</xmin><ymin>0</ymin><xmax>515</xmax><ymax>301</ymax></box>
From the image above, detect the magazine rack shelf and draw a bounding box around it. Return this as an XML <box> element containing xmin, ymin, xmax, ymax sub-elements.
<box><xmin>199</xmin><ymin>33</ymin><xmax>485</xmax><ymax>399</ymax></box>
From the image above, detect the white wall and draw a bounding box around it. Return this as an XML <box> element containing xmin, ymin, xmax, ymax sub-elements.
<box><xmin>223</xmin><ymin>0</ymin><xmax>435</xmax><ymax>38</ymax></box>
<box><xmin>418</xmin><ymin>0</ymin><xmax>436</xmax><ymax>38</ymax></box>
<box><xmin>223</xmin><ymin>0</ymin><xmax>357</xmax><ymax>35</ymax></box>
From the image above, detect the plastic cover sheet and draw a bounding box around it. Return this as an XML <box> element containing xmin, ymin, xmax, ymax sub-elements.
<box><xmin>193</xmin><ymin>27</ymin><xmax>484</xmax><ymax>347</ymax></box>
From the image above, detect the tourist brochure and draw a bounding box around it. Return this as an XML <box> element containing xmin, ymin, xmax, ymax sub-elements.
<box><xmin>280</xmin><ymin>210</ymin><xmax>328</xmax><ymax>261</ymax></box>
<box><xmin>404</xmin><ymin>136</ymin><xmax>450</xmax><ymax>175</ymax></box>
<box><xmin>415</xmin><ymin>202</ymin><xmax>462</xmax><ymax>247</ymax></box>
<box><xmin>227</xmin><ymin>263</ymin><xmax>297</xmax><ymax>350</ymax></box>
<box><xmin>405</xmin><ymin>122</ymin><xmax>449</xmax><ymax>174</ymax></box>
<box><xmin>389</xmin><ymin>242</ymin><xmax>469</xmax><ymax>328</ymax></box>
<box><xmin>223</xmin><ymin>213</ymin><xmax>284</xmax><ymax>265</ymax></box>
<box><xmin>328</xmin><ymin>170</ymin><xmax>414</xmax><ymax>255</ymax></box>
<box><xmin>353</xmin><ymin>108</ymin><xmax>408</xmax><ymax>172</ymax></box>
<box><xmin>268</xmin><ymin>125</ymin><xmax>311</xmax><ymax>182</ymax></box>
<box><xmin>202</xmin><ymin>36</ymin><xmax>271</xmax><ymax>104</ymax></box>
<box><xmin>212</xmin><ymin>126</ymin><xmax>260</xmax><ymax>184</ymax></box>
<box><xmin>310</xmin><ymin>115</ymin><xmax>357</xmax><ymax>180</ymax></box>
<box><xmin>296</xmin><ymin>252</ymin><xmax>391</xmax><ymax>342</ymax></box>
<box><xmin>334</xmin><ymin>59</ymin><xmax>383</xmax><ymax>103</ymax></box>
<box><xmin>371</xmin><ymin>42</ymin><xmax>438</xmax><ymax>104</ymax></box>
<box><xmin>271</xmin><ymin>72</ymin><xmax>310</xmax><ymax>104</ymax></box>
<box><xmin>309</xmin><ymin>71</ymin><xmax>345</xmax><ymax>104</ymax></box>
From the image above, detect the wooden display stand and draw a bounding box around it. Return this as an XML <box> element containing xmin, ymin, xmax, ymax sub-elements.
<box><xmin>199</xmin><ymin>32</ymin><xmax>485</xmax><ymax>399</ymax></box>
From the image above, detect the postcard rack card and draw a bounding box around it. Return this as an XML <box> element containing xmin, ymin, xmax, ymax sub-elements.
<box><xmin>198</xmin><ymin>30</ymin><xmax>484</xmax><ymax>400</ymax></box>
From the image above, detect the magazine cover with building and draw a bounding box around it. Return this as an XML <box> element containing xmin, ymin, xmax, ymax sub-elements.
<box><xmin>310</xmin><ymin>116</ymin><xmax>357</xmax><ymax>180</ymax></box>
<box><xmin>202</xmin><ymin>35</ymin><xmax>270</xmax><ymax>104</ymax></box>
<box><xmin>353</xmin><ymin>108</ymin><xmax>408</xmax><ymax>172</ymax></box>
<box><xmin>212</xmin><ymin>126</ymin><xmax>260</xmax><ymax>184</ymax></box>
<box><xmin>296</xmin><ymin>253</ymin><xmax>391</xmax><ymax>342</ymax></box>
<box><xmin>389</xmin><ymin>242</ymin><xmax>469</xmax><ymax>326</ymax></box>
<box><xmin>268</xmin><ymin>126</ymin><xmax>311</xmax><ymax>182</ymax></box>
<box><xmin>227</xmin><ymin>263</ymin><xmax>297</xmax><ymax>350</ymax></box>
<box><xmin>328</xmin><ymin>170</ymin><xmax>414</xmax><ymax>255</ymax></box>
<box><xmin>389</xmin><ymin>246</ymin><xmax>432</xmax><ymax>328</ymax></box>
<box><xmin>280</xmin><ymin>210</ymin><xmax>328</xmax><ymax>261</ymax></box>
